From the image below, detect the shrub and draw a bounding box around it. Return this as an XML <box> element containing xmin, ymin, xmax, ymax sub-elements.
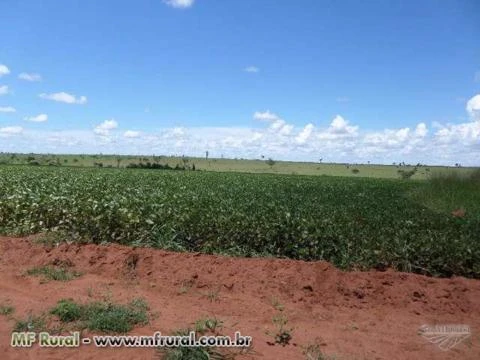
<box><xmin>26</xmin><ymin>266</ymin><xmax>81</xmax><ymax>282</ymax></box>
<box><xmin>266</xmin><ymin>158</ymin><xmax>276</xmax><ymax>167</ymax></box>
<box><xmin>50</xmin><ymin>299</ymin><xmax>82</xmax><ymax>322</ymax></box>
<box><xmin>398</xmin><ymin>167</ymin><xmax>417</xmax><ymax>180</ymax></box>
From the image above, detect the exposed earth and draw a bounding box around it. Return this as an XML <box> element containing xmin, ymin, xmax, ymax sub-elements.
<box><xmin>1</xmin><ymin>236</ymin><xmax>479</xmax><ymax>360</ymax></box>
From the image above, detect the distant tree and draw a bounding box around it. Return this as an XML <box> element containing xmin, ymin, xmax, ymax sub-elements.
<box><xmin>205</xmin><ymin>151</ymin><xmax>209</xmax><ymax>160</ymax></box>
<box><xmin>319</xmin><ymin>158</ymin><xmax>323</xmax><ymax>163</ymax></box>
<box><xmin>266</xmin><ymin>158</ymin><xmax>276</xmax><ymax>168</ymax></box>
<box><xmin>116</xmin><ymin>157</ymin><xmax>122</xmax><ymax>168</ymax></box>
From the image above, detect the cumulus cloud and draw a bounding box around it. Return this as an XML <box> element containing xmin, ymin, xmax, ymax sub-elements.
<box><xmin>24</xmin><ymin>114</ymin><xmax>48</xmax><ymax>122</ymax></box>
<box><xmin>254</xmin><ymin>111</ymin><xmax>293</xmax><ymax>136</ymax></box>
<box><xmin>0</xmin><ymin>64</ymin><xmax>10</xmax><ymax>77</ymax></box>
<box><xmin>94</xmin><ymin>119</ymin><xmax>118</xmax><ymax>136</ymax></box>
<box><xmin>0</xmin><ymin>85</ymin><xmax>10</xmax><ymax>95</ymax></box>
<box><xmin>39</xmin><ymin>92</ymin><xmax>87</xmax><ymax>104</ymax></box>
<box><xmin>18</xmin><ymin>73</ymin><xmax>42</xmax><ymax>82</ymax></box>
<box><xmin>434</xmin><ymin>120</ymin><xmax>480</xmax><ymax>145</ymax></box>
<box><xmin>1</xmin><ymin>95</ymin><xmax>479</xmax><ymax>166</ymax></box>
<box><xmin>363</xmin><ymin>128</ymin><xmax>410</xmax><ymax>148</ymax></box>
<box><xmin>124</xmin><ymin>130</ymin><xmax>141</xmax><ymax>138</ymax></box>
<box><xmin>414</xmin><ymin>123</ymin><xmax>428</xmax><ymax>137</ymax></box>
<box><xmin>317</xmin><ymin>115</ymin><xmax>359</xmax><ymax>140</ymax></box>
<box><xmin>295</xmin><ymin>123</ymin><xmax>315</xmax><ymax>144</ymax></box>
<box><xmin>466</xmin><ymin>94</ymin><xmax>480</xmax><ymax>119</ymax></box>
<box><xmin>244</xmin><ymin>66</ymin><xmax>259</xmax><ymax>73</ymax></box>
<box><xmin>0</xmin><ymin>106</ymin><xmax>16</xmax><ymax>113</ymax></box>
<box><xmin>0</xmin><ymin>126</ymin><xmax>23</xmax><ymax>136</ymax></box>
<box><xmin>163</xmin><ymin>0</ymin><xmax>195</xmax><ymax>8</ymax></box>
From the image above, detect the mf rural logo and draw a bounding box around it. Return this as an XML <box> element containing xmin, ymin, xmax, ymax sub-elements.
<box><xmin>419</xmin><ymin>324</ymin><xmax>471</xmax><ymax>351</ymax></box>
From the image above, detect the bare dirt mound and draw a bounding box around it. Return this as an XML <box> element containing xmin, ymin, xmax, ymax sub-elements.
<box><xmin>1</xmin><ymin>236</ymin><xmax>479</xmax><ymax>360</ymax></box>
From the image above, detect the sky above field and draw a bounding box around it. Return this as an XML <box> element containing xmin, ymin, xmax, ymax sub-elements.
<box><xmin>0</xmin><ymin>0</ymin><xmax>479</xmax><ymax>165</ymax></box>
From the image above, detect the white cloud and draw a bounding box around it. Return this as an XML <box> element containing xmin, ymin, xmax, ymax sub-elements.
<box><xmin>317</xmin><ymin>115</ymin><xmax>359</xmax><ymax>140</ymax></box>
<box><xmin>0</xmin><ymin>126</ymin><xmax>23</xmax><ymax>135</ymax></box>
<box><xmin>18</xmin><ymin>73</ymin><xmax>42</xmax><ymax>82</ymax></box>
<box><xmin>94</xmin><ymin>119</ymin><xmax>118</xmax><ymax>136</ymax></box>
<box><xmin>434</xmin><ymin>120</ymin><xmax>480</xmax><ymax>144</ymax></box>
<box><xmin>124</xmin><ymin>130</ymin><xmax>141</xmax><ymax>138</ymax></box>
<box><xmin>171</xmin><ymin>127</ymin><xmax>185</xmax><ymax>137</ymax></box>
<box><xmin>0</xmin><ymin>106</ymin><xmax>16</xmax><ymax>113</ymax></box>
<box><xmin>163</xmin><ymin>0</ymin><xmax>195</xmax><ymax>8</ymax></box>
<box><xmin>363</xmin><ymin>128</ymin><xmax>410</xmax><ymax>148</ymax></box>
<box><xmin>39</xmin><ymin>92</ymin><xmax>87</xmax><ymax>104</ymax></box>
<box><xmin>295</xmin><ymin>123</ymin><xmax>314</xmax><ymax>144</ymax></box>
<box><xmin>0</xmin><ymin>85</ymin><xmax>10</xmax><ymax>95</ymax></box>
<box><xmin>1</xmin><ymin>95</ymin><xmax>479</xmax><ymax>166</ymax></box>
<box><xmin>244</xmin><ymin>66</ymin><xmax>259</xmax><ymax>73</ymax></box>
<box><xmin>414</xmin><ymin>122</ymin><xmax>428</xmax><ymax>137</ymax></box>
<box><xmin>0</xmin><ymin>64</ymin><xmax>10</xmax><ymax>77</ymax></box>
<box><xmin>466</xmin><ymin>94</ymin><xmax>480</xmax><ymax>119</ymax></box>
<box><xmin>254</xmin><ymin>110</ymin><xmax>279</xmax><ymax>122</ymax></box>
<box><xmin>330</xmin><ymin>116</ymin><xmax>358</xmax><ymax>134</ymax></box>
<box><xmin>24</xmin><ymin>114</ymin><xmax>48</xmax><ymax>122</ymax></box>
<box><xmin>253</xmin><ymin>111</ymin><xmax>293</xmax><ymax>136</ymax></box>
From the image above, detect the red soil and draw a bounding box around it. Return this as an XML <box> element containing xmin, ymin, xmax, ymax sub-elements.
<box><xmin>0</xmin><ymin>236</ymin><xmax>479</xmax><ymax>360</ymax></box>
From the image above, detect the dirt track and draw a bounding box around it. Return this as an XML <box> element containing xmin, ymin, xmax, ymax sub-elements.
<box><xmin>0</xmin><ymin>236</ymin><xmax>479</xmax><ymax>360</ymax></box>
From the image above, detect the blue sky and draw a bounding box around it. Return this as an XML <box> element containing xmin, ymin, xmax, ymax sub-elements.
<box><xmin>0</xmin><ymin>0</ymin><xmax>479</xmax><ymax>165</ymax></box>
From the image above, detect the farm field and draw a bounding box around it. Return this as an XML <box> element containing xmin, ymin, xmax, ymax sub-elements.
<box><xmin>0</xmin><ymin>165</ymin><xmax>479</xmax><ymax>278</ymax></box>
<box><xmin>0</xmin><ymin>164</ymin><xmax>479</xmax><ymax>360</ymax></box>
<box><xmin>0</xmin><ymin>152</ymin><xmax>476</xmax><ymax>179</ymax></box>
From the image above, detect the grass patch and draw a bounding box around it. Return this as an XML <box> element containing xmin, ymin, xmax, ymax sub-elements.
<box><xmin>0</xmin><ymin>304</ymin><xmax>15</xmax><ymax>316</ymax></box>
<box><xmin>26</xmin><ymin>266</ymin><xmax>81</xmax><ymax>282</ymax></box>
<box><xmin>157</xmin><ymin>323</ymin><xmax>248</xmax><ymax>360</ymax></box>
<box><xmin>411</xmin><ymin>169</ymin><xmax>480</xmax><ymax>217</ymax></box>
<box><xmin>158</xmin><ymin>333</ymin><xmax>229</xmax><ymax>360</ymax></box>
<box><xmin>266</xmin><ymin>313</ymin><xmax>293</xmax><ymax>346</ymax></box>
<box><xmin>50</xmin><ymin>298</ymin><xmax>149</xmax><ymax>333</ymax></box>
<box><xmin>14</xmin><ymin>314</ymin><xmax>47</xmax><ymax>332</ymax></box>
<box><xmin>303</xmin><ymin>343</ymin><xmax>338</xmax><ymax>360</ymax></box>
<box><xmin>271</xmin><ymin>297</ymin><xmax>284</xmax><ymax>312</ymax></box>
<box><xmin>194</xmin><ymin>317</ymin><xmax>223</xmax><ymax>334</ymax></box>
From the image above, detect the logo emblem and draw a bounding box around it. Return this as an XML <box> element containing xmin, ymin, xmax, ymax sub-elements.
<box><xmin>419</xmin><ymin>324</ymin><xmax>471</xmax><ymax>351</ymax></box>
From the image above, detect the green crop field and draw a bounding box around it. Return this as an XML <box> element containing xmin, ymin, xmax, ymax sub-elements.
<box><xmin>0</xmin><ymin>165</ymin><xmax>479</xmax><ymax>278</ymax></box>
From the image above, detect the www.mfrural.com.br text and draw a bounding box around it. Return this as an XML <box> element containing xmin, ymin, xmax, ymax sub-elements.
<box><xmin>11</xmin><ymin>331</ymin><xmax>252</xmax><ymax>348</ymax></box>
